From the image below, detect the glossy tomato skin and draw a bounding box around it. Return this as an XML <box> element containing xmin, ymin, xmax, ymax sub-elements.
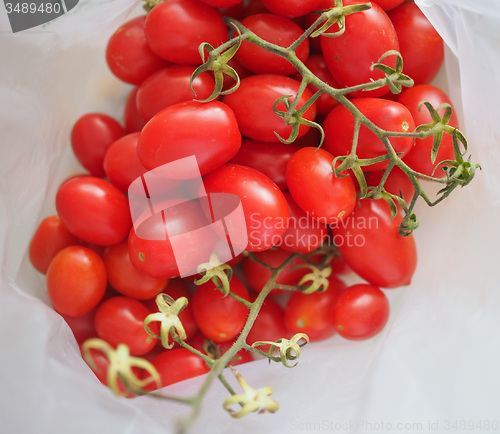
<box><xmin>106</xmin><ymin>16</ymin><xmax>168</xmax><ymax>85</ymax></box>
<box><xmin>144</xmin><ymin>0</ymin><xmax>228</xmax><ymax>65</ymax></box>
<box><xmin>137</xmin><ymin>101</ymin><xmax>241</xmax><ymax>176</ymax></box>
<box><xmin>128</xmin><ymin>199</ymin><xmax>217</xmax><ymax>279</ymax></box>
<box><xmin>203</xmin><ymin>164</ymin><xmax>290</xmax><ymax>252</ymax></box>
<box><xmin>286</xmin><ymin>147</ymin><xmax>357</xmax><ymax>225</ymax></box>
<box><xmin>332</xmin><ymin>283</ymin><xmax>390</xmax><ymax>340</ymax></box>
<box><xmin>236</xmin><ymin>13</ymin><xmax>309</xmax><ymax>75</ymax></box>
<box><xmin>261</xmin><ymin>0</ymin><xmax>323</xmax><ymax>17</ymax></box>
<box><xmin>200</xmin><ymin>0</ymin><xmax>242</xmax><ymax>7</ymax></box>
<box><xmin>123</xmin><ymin>87</ymin><xmax>147</xmax><ymax>133</ymax></box>
<box><xmin>29</xmin><ymin>215</ymin><xmax>79</xmax><ymax>274</ymax></box>
<box><xmin>103</xmin><ymin>240</ymin><xmax>168</xmax><ymax>300</ymax></box>
<box><xmin>94</xmin><ymin>296</ymin><xmax>158</xmax><ymax>356</ymax></box>
<box><xmin>388</xmin><ymin>2</ymin><xmax>443</xmax><ymax>85</ymax></box>
<box><xmin>331</xmin><ymin>199</ymin><xmax>417</xmax><ymax>288</ymax></box>
<box><xmin>229</xmin><ymin>139</ymin><xmax>298</xmax><ymax>191</ymax></box>
<box><xmin>103</xmin><ymin>133</ymin><xmax>149</xmax><ymax>193</ymax></box>
<box><xmin>46</xmin><ymin>246</ymin><xmax>107</xmax><ymax>317</ymax></box>
<box><xmin>397</xmin><ymin>84</ymin><xmax>459</xmax><ymax>178</ymax></box>
<box><xmin>71</xmin><ymin>113</ymin><xmax>125</xmax><ymax>177</ymax></box>
<box><xmin>278</xmin><ymin>192</ymin><xmax>328</xmax><ymax>253</ymax></box>
<box><xmin>321</xmin><ymin>0</ymin><xmax>399</xmax><ymax>98</ymax></box>
<box><xmin>323</xmin><ymin>98</ymin><xmax>415</xmax><ymax>171</ymax></box>
<box><xmin>136</xmin><ymin>65</ymin><xmax>216</xmax><ymax>121</ymax></box>
<box><xmin>284</xmin><ymin>275</ymin><xmax>346</xmax><ymax>341</ymax></box>
<box><xmin>191</xmin><ymin>275</ymin><xmax>249</xmax><ymax>342</ymax></box>
<box><xmin>147</xmin><ymin>348</ymin><xmax>210</xmax><ymax>390</ymax></box>
<box><xmin>223</xmin><ymin>74</ymin><xmax>317</xmax><ymax>143</ymax></box>
<box><xmin>56</xmin><ymin>177</ymin><xmax>132</xmax><ymax>246</ymax></box>
<box><xmin>373</xmin><ymin>0</ymin><xmax>404</xmax><ymax>10</ymax></box>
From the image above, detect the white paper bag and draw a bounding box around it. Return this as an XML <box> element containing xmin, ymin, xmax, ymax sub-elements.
<box><xmin>1</xmin><ymin>1</ymin><xmax>499</xmax><ymax>433</ymax></box>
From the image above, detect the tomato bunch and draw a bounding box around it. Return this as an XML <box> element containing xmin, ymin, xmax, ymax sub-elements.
<box><xmin>28</xmin><ymin>0</ymin><xmax>455</xmax><ymax>395</ymax></box>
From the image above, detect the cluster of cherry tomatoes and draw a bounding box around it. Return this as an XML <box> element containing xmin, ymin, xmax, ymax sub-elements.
<box><xmin>28</xmin><ymin>0</ymin><xmax>458</xmax><ymax>392</ymax></box>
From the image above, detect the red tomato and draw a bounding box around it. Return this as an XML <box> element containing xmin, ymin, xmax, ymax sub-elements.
<box><xmin>103</xmin><ymin>133</ymin><xmax>149</xmax><ymax>193</ymax></box>
<box><xmin>247</xmin><ymin>297</ymin><xmax>288</xmax><ymax>353</ymax></box>
<box><xmin>188</xmin><ymin>332</ymin><xmax>253</xmax><ymax>366</ymax></box>
<box><xmin>261</xmin><ymin>0</ymin><xmax>322</xmax><ymax>17</ymax></box>
<box><xmin>123</xmin><ymin>87</ymin><xmax>147</xmax><ymax>133</ymax></box>
<box><xmin>106</xmin><ymin>15</ymin><xmax>168</xmax><ymax>85</ymax></box>
<box><xmin>278</xmin><ymin>192</ymin><xmax>328</xmax><ymax>253</ymax></box>
<box><xmin>103</xmin><ymin>240</ymin><xmax>168</xmax><ymax>300</ymax></box>
<box><xmin>60</xmin><ymin>307</ymin><xmax>97</xmax><ymax>345</ymax></box>
<box><xmin>203</xmin><ymin>164</ymin><xmax>290</xmax><ymax>252</ymax></box>
<box><xmin>373</xmin><ymin>0</ymin><xmax>404</xmax><ymax>10</ymax></box>
<box><xmin>229</xmin><ymin>139</ymin><xmax>298</xmax><ymax>191</ymax></box>
<box><xmin>284</xmin><ymin>275</ymin><xmax>346</xmax><ymax>341</ymax></box>
<box><xmin>286</xmin><ymin>147</ymin><xmax>357</xmax><ymax>224</ymax></box>
<box><xmin>397</xmin><ymin>84</ymin><xmax>459</xmax><ymax>178</ymax></box>
<box><xmin>128</xmin><ymin>199</ymin><xmax>217</xmax><ymax>279</ymax></box>
<box><xmin>29</xmin><ymin>215</ymin><xmax>79</xmax><ymax>274</ymax></box>
<box><xmin>236</xmin><ymin>13</ymin><xmax>309</xmax><ymax>75</ymax></box>
<box><xmin>144</xmin><ymin>0</ymin><xmax>228</xmax><ymax>65</ymax></box>
<box><xmin>46</xmin><ymin>246</ymin><xmax>107</xmax><ymax>317</ymax></box>
<box><xmin>216</xmin><ymin>3</ymin><xmax>245</xmax><ymax>20</ymax></box>
<box><xmin>191</xmin><ymin>275</ymin><xmax>250</xmax><ymax>342</ymax></box>
<box><xmin>200</xmin><ymin>0</ymin><xmax>241</xmax><ymax>6</ymax></box>
<box><xmin>71</xmin><ymin>113</ymin><xmax>125</xmax><ymax>177</ymax></box>
<box><xmin>388</xmin><ymin>2</ymin><xmax>443</xmax><ymax>85</ymax></box>
<box><xmin>331</xmin><ymin>199</ymin><xmax>417</xmax><ymax>288</ymax></box>
<box><xmin>147</xmin><ymin>348</ymin><xmax>210</xmax><ymax>390</ymax></box>
<box><xmin>243</xmin><ymin>0</ymin><xmax>269</xmax><ymax>17</ymax></box>
<box><xmin>94</xmin><ymin>296</ymin><xmax>158</xmax><ymax>356</ymax></box>
<box><xmin>56</xmin><ymin>176</ymin><xmax>132</xmax><ymax>246</ymax></box>
<box><xmin>223</xmin><ymin>74</ymin><xmax>317</xmax><ymax>143</ymax></box>
<box><xmin>136</xmin><ymin>65</ymin><xmax>216</xmax><ymax>121</ymax></box>
<box><xmin>320</xmin><ymin>0</ymin><xmax>399</xmax><ymax>98</ymax></box>
<box><xmin>323</xmin><ymin>98</ymin><xmax>415</xmax><ymax>171</ymax></box>
<box><xmin>137</xmin><ymin>101</ymin><xmax>241</xmax><ymax>176</ymax></box>
<box><xmin>144</xmin><ymin>279</ymin><xmax>199</xmax><ymax>341</ymax></box>
<box><xmin>242</xmin><ymin>248</ymin><xmax>315</xmax><ymax>294</ymax></box>
<box><xmin>332</xmin><ymin>283</ymin><xmax>390</xmax><ymax>340</ymax></box>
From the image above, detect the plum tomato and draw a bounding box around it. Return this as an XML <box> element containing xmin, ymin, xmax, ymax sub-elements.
<box><xmin>388</xmin><ymin>2</ymin><xmax>444</xmax><ymax>85</ymax></box>
<box><xmin>229</xmin><ymin>139</ymin><xmax>298</xmax><ymax>191</ymax></box>
<box><xmin>284</xmin><ymin>275</ymin><xmax>346</xmax><ymax>341</ymax></box>
<box><xmin>286</xmin><ymin>147</ymin><xmax>357</xmax><ymax>225</ymax></box>
<box><xmin>397</xmin><ymin>84</ymin><xmax>459</xmax><ymax>178</ymax></box>
<box><xmin>261</xmin><ymin>0</ymin><xmax>323</xmax><ymax>17</ymax></box>
<box><xmin>372</xmin><ymin>0</ymin><xmax>404</xmax><ymax>10</ymax></box>
<box><xmin>103</xmin><ymin>133</ymin><xmax>149</xmax><ymax>193</ymax></box>
<box><xmin>320</xmin><ymin>0</ymin><xmax>399</xmax><ymax>98</ymax></box>
<box><xmin>144</xmin><ymin>0</ymin><xmax>228</xmax><ymax>65</ymax></box>
<box><xmin>123</xmin><ymin>87</ymin><xmax>147</xmax><ymax>133</ymax></box>
<box><xmin>102</xmin><ymin>240</ymin><xmax>168</xmax><ymax>300</ymax></box>
<box><xmin>128</xmin><ymin>199</ymin><xmax>218</xmax><ymax>279</ymax></box>
<box><xmin>137</xmin><ymin>100</ymin><xmax>241</xmax><ymax>176</ymax></box>
<box><xmin>146</xmin><ymin>348</ymin><xmax>210</xmax><ymax>390</ymax></box>
<box><xmin>223</xmin><ymin>74</ymin><xmax>317</xmax><ymax>143</ymax></box>
<box><xmin>365</xmin><ymin>166</ymin><xmax>415</xmax><ymax>208</ymax></box>
<box><xmin>203</xmin><ymin>164</ymin><xmax>290</xmax><ymax>252</ymax></box>
<box><xmin>29</xmin><ymin>215</ymin><xmax>79</xmax><ymax>274</ymax></box>
<box><xmin>235</xmin><ymin>13</ymin><xmax>309</xmax><ymax>75</ymax></box>
<box><xmin>55</xmin><ymin>176</ymin><xmax>132</xmax><ymax>246</ymax></box>
<box><xmin>70</xmin><ymin>113</ymin><xmax>125</xmax><ymax>177</ymax></box>
<box><xmin>106</xmin><ymin>15</ymin><xmax>168</xmax><ymax>85</ymax></box>
<box><xmin>323</xmin><ymin>98</ymin><xmax>416</xmax><ymax>171</ymax></box>
<box><xmin>330</xmin><ymin>199</ymin><xmax>417</xmax><ymax>288</ymax></box>
<box><xmin>191</xmin><ymin>275</ymin><xmax>249</xmax><ymax>342</ymax></box>
<box><xmin>46</xmin><ymin>246</ymin><xmax>107</xmax><ymax>317</ymax></box>
<box><xmin>136</xmin><ymin>65</ymin><xmax>216</xmax><ymax>121</ymax></box>
<box><xmin>278</xmin><ymin>192</ymin><xmax>328</xmax><ymax>254</ymax></box>
<box><xmin>94</xmin><ymin>296</ymin><xmax>158</xmax><ymax>356</ymax></box>
<box><xmin>332</xmin><ymin>283</ymin><xmax>390</xmax><ymax>340</ymax></box>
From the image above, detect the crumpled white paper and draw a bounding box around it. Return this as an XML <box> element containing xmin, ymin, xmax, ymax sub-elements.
<box><xmin>1</xmin><ymin>1</ymin><xmax>499</xmax><ymax>433</ymax></box>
